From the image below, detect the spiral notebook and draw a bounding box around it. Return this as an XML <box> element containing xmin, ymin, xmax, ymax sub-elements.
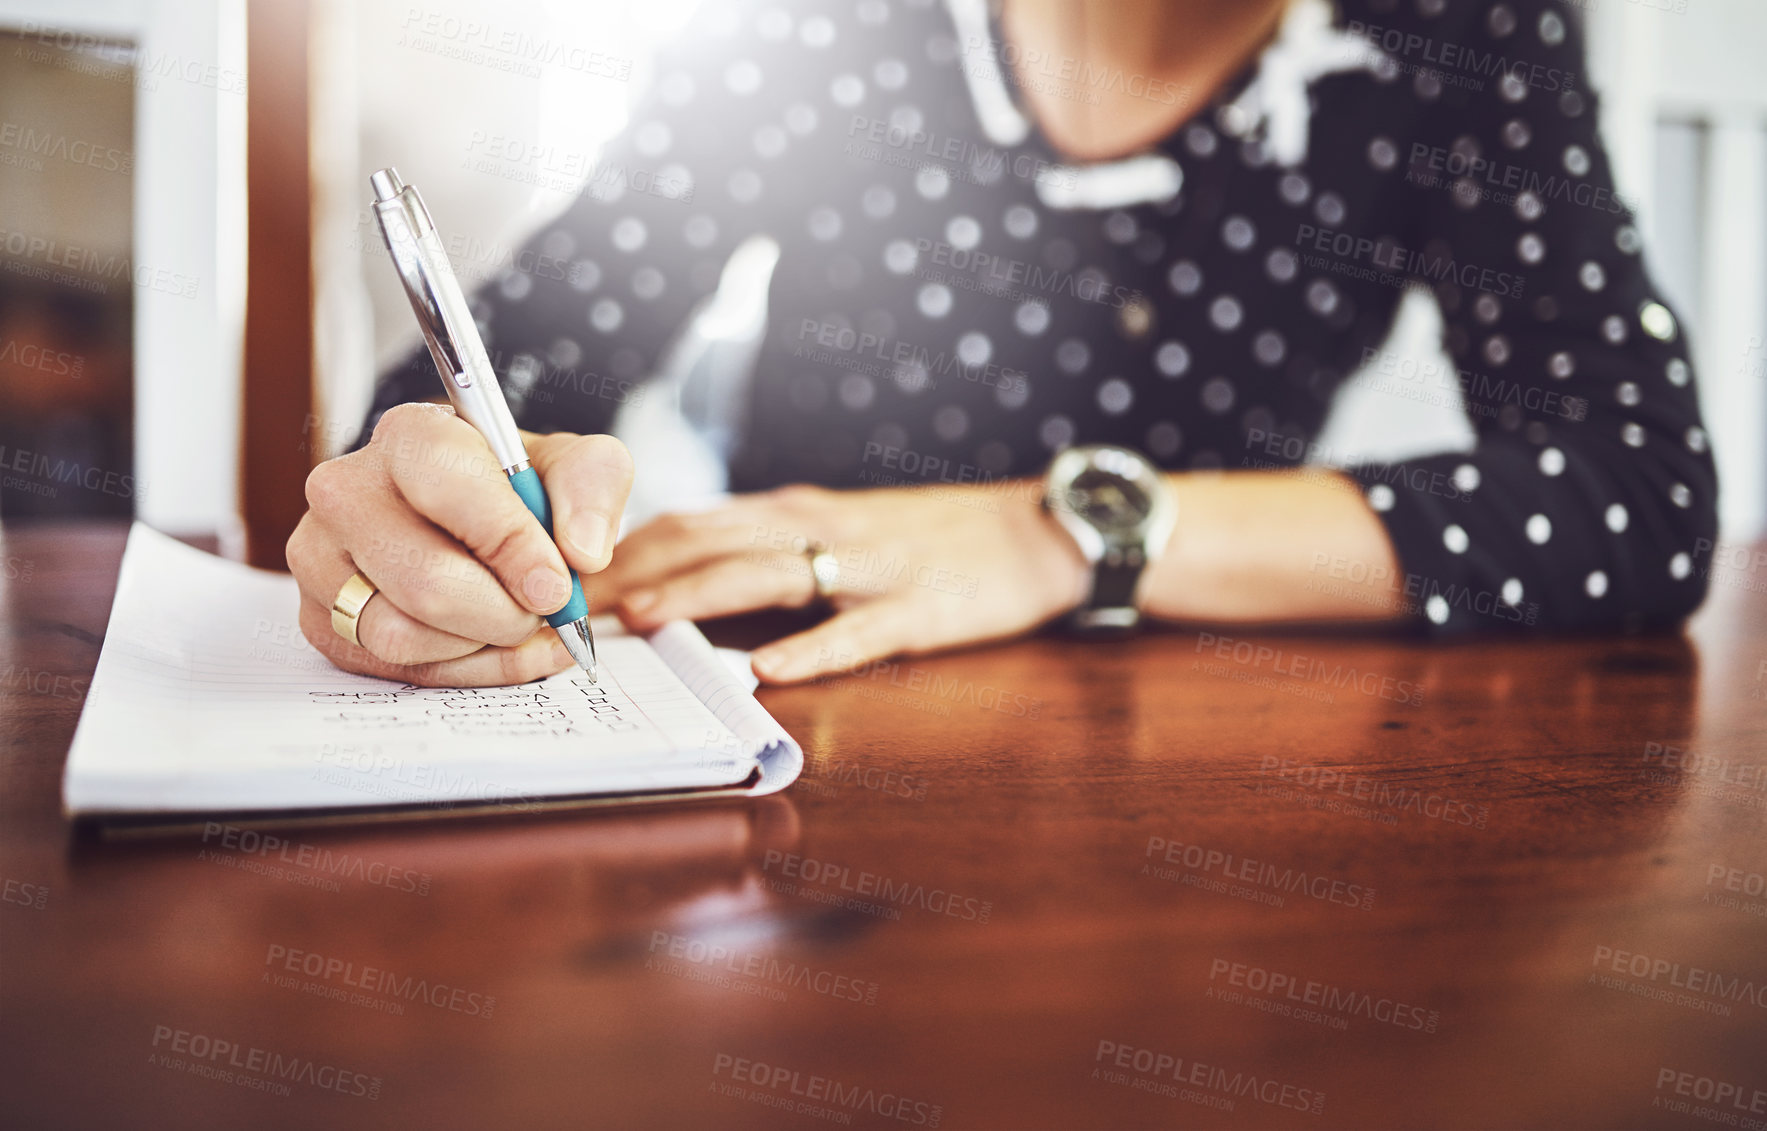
<box><xmin>63</xmin><ymin>525</ymin><xmax>802</xmax><ymax>831</ymax></box>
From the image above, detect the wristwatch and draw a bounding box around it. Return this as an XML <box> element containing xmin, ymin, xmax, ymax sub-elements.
<box><xmin>1042</xmin><ymin>445</ymin><xmax>1178</xmax><ymax>632</ymax></box>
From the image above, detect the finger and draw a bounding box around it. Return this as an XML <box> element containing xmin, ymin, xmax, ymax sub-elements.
<box><xmin>286</xmin><ymin>516</ymin><xmax>494</xmax><ymax>665</ymax></box>
<box><xmin>369</xmin><ymin>402</ymin><xmax>574</xmax><ymax>616</ymax></box>
<box><xmin>298</xmin><ymin>599</ymin><xmax>575</xmax><ymax>688</ymax></box>
<box><xmin>749</xmin><ymin>600</ymin><xmax>911</xmax><ymax>685</ymax></box>
<box><xmin>297</xmin><ymin>469</ymin><xmax>541</xmax><ymax>648</ymax></box>
<box><xmin>617</xmin><ymin>550</ymin><xmax>818</xmax><ymax>632</ymax></box>
<box><xmin>599</xmin><ymin>503</ymin><xmax>811</xmax><ymax>598</ymax></box>
<box><xmin>527</xmin><ymin>431</ymin><xmax>634</xmax><ymax>575</ymax></box>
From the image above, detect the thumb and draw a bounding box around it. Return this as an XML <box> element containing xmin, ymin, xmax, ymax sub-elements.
<box><xmin>526</xmin><ymin>431</ymin><xmax>635</xmax><ymax>574</ymax></box>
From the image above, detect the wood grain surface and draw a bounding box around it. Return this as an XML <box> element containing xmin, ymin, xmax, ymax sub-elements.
<box><xmin>1</xmin><ymin>521</ymin><xmax>1763</xmax><ymax>1130</ymax></box>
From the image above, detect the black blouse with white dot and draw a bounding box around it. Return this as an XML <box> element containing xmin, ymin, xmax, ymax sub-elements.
<box><xmin>365</xmin><ymin>0</ymin><xmax>1718</xmax><ymax>634</ymax></box>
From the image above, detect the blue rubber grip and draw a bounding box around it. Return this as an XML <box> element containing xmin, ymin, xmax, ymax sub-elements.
<box><xmin>506</xmin><ymin>466</ymin><xmax>590</xmax><ymax>627</ymax></box>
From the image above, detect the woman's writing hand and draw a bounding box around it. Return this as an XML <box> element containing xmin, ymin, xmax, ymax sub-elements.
<box><xmin>288</xmin><ymin>404</ymin><xmax>633</xmax><ymax>685</ymax></box>
<box><xmin>602</xmin><ymin>482</ymin><xmax>1092</xmax><ymax>683</ymax></box>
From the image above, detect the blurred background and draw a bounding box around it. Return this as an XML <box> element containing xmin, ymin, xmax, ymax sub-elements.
<box><xmin>0</xmin><ymin>0</ymin><xmax>1762</xmax><ymax>567</ymax></box>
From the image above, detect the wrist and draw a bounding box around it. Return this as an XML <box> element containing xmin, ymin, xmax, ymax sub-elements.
<box><xmin>1006</xmin><ymin>480</ymin><xmax>1093</xmax><ymax>616</ymax></box>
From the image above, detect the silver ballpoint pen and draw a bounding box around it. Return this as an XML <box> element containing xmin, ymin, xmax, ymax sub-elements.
<box><xmin>368</xmin><ymin>166</ymin><xmax>597</xmax><ymax>681</ymax></box>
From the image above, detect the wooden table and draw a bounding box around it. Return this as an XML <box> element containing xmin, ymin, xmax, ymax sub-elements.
<box><xmin>2</xmin><ymin>520</ymin><xmax>1763</xmax><ymax>1130</ymax></box>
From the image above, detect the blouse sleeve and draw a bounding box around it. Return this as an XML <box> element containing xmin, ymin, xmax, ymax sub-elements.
<box><xmin>1342</xmin><ymin>0</ymin><xmax>1717</xmax><ymax>632</ymax></box>
<box><xmin>358</xmin><ymin>0</ymin><xmax>813</xmax><ymax>443</ymax></box>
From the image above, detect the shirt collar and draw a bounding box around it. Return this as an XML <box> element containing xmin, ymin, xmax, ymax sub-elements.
<box><xmin>944</xmin><ymin>0</ymin><xmax>1383</xmax><ymax>209</ymax></box>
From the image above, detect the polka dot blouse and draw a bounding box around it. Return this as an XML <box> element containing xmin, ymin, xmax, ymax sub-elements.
<box><xmin>365</xmin><ymin>0</ymin><xmax>1718</xmax><ymax>634</ymax></box>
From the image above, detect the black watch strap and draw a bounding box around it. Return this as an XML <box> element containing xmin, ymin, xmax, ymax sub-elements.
<box><xmin>1072</xmin><ymin>547</ymin><xmax>1146</xmax><ymax>631</ymax></box>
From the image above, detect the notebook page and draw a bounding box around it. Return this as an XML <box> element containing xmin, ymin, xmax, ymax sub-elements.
<box><xmin>650</xmin><ymin>622</ymin><xmax>803</xmax><ymax>795</ymax></box>
<box><xmin>63</xmin><ymin>525</ymin><xmax>756</xmax><ymax>815</ymax></box>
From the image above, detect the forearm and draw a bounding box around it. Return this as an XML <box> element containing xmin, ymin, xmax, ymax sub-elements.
<box><xmin>1136</xmin><ymin>470</ymin><xmax>1404</xmax><ymax>625</ymax></box>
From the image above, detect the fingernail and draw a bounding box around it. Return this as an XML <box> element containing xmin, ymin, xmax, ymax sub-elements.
<box><xmin>523</xmin><ymin>567</ymin><xmax>569</xmax><ymax>612</ymax></box>
<box><xmin>569</xmin><ymin>512</ymin><xmax>612</xmax><ymax>563</ymax></box>
<box><xmin>751</xmin><ymin>646</ymin><xmax>786</xmax><ymax>678</ymax></box>
<box><xmin>623</xmin><ymin>588</ymin><xmax>658</xmax><ymax>615</ymax></box>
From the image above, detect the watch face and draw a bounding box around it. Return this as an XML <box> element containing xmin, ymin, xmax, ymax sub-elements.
<box><xmin>1063</xmin><ymin>467</ymin><xmax>1153</xmax><ymax>535</ymax></box>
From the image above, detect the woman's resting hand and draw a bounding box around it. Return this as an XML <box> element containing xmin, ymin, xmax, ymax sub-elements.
<box><xmin>606</xmin><ymin>481</ymin><xmax>1092</xmax><ymax>684</ymax></box>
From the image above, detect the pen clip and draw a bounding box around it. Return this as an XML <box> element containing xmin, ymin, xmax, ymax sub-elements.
<box><xmin>370</xmin><ymin>168</ymin><xmax>472</xmax><ymax>388</ymax></box>
<box><xmin>367</xmin><ymin>165</ymin><xmax>529</xmax><ymax>471</ymax></box>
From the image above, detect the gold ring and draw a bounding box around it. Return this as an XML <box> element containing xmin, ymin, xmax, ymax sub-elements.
<box><xmin>330</xmin><ymin>571</ymin><xmax>378</xmax><ymax>647</ymax></box>
<box><xmin>806</xmin><ymin>544</ymin><xmax>839</xmax><ymax>603</ymax></box>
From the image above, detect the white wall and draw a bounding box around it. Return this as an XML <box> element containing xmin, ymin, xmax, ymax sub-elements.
<box><xmin>1585</xmin><ymin>0</ymin><xmax>1767</xmax><ymax>540</ymax></box>
<box><xmin>0</xmin><ymin>0</ymin><xmax>247</xmax><ymax>541</ymax></box>
<box><xmin>311</xmin><ymin>0</ymin><xmax>700</xmax><ymax>457</ymax></box>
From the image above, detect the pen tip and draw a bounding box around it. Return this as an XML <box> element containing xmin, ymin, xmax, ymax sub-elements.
<box><xmin>558</xmin><ymin>618</ymin><xmax>598</xmax><ymax>683</ymax></box>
